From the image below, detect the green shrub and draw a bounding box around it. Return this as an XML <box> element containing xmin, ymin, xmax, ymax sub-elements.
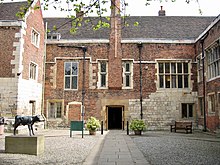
<box><xmin>86</xmin><ymin>117</ymin><xmax>101</xmax><ymax>131</ymax></box>
<box><xmin>129</xmin><ymin>119</ymin><xmax>146</xmax><ymax>131</ymax></box>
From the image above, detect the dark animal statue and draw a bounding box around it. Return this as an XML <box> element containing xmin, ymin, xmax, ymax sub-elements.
<box><xmin>13</xmin><ymin>115</ymin><xmax>41</xmax><ymax>136</ymax></box>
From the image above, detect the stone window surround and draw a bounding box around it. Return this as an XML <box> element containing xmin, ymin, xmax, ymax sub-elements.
<box><xmin>181</xmin><ymin>103</ymin><xmax>194</xmax><ymax>119</ymax></box>
<box><xmin>47</xmin><ymin>99</ymin><xmax>64</xmax><ymax>119</ymax></box>
<box><xmin>207</xmin><ymin>92</ymin><xmax>216</xmax><ymax>115</ymax></box>
<box><xmin>122</xmin><ymin>60</ymin><xmax>133</xmax><ymax>89</ymax></box>
<box><xmin>97</xmin><ymin>60</ymin><xmax>108</xmax><ymax>89</ymax></box>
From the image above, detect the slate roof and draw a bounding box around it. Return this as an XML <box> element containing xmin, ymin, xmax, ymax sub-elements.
<box><xmin>44</xmin><ymin>16</ymin><xmax>215</xmax><ymax>40</ymax></box>
<box><xmin>0</xmin><ymin>1</ymin><xmax>28</xmax><ymax>20</ymax></box>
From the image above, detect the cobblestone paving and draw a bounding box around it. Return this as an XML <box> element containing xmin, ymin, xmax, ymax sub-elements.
<box><xmin>132</xmin><ymin>131</ymin><xmax>220</xmax><ymax>165</ymax></box>
<box><xmin>0</xmin><ymin>129</ymin><xmax>103</xmax><ymax>165</ymax></box>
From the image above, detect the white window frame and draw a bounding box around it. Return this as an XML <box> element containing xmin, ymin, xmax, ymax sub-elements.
<box><xmin>98</xmin><ymin>60</ymin><xmax>108</xmax><ymax>89</ymax></box>
<box><xmin>122</xmin><ymin>60</ymin><xmax>133</xmax><ymax>89</ymax></box>
<box><xmin>29</xmin><ymin>62</ymin><xmax>38</xmax><ymax>80</ymax></box>
<box><xmin>207</xmin><ymin>44</ymin><xmax>220</xmax><ymax>80</ymax></box>
<box><xmin>64</xmin><ymin>62</ymin><xmax>78</xmax><ymax>90</ymax></box>
<box><xmin>47</xmin><ymin>33</ymin><xmax>61</xmax><ymax>40</ymax></box>
<box><xmin>31</xmin><ymin>28</ymin><xmax>40</xmax><ymax>47</ymax></box>
<box><xmin>157</xmin><ymin>60</ymin><xmax>190</xmax><ymax>89</ymax></box>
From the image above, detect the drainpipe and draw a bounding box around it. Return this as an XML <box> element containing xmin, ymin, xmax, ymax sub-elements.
<box><xmin>200</xmin><ymin>33</ymin><xmax>208</xmax><ymax>132</ymax></box>
<box><xmin>57</xmin><ymin>44</ymin><xmax>87</xmax><ymax>138</ymax></box>
<box><xmin>137</xmin><ymin>42</ymin><xmax>143</xmax><ymax>120</ymax></box>
<box><xmin>81</xmin><ymin>47</ymin><xmax>87</xmax><ymax>138</ymax></box>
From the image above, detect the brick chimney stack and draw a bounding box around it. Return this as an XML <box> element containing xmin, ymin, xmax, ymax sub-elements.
<box><xmin>108</xmin><ymin>0</ymin><xmax>122</xmax><ymax>89</ymax></box>
<box><xmin>158</xmin><ymin>6</ymin><xmax>166</xmax><ymax>16</ymax></box>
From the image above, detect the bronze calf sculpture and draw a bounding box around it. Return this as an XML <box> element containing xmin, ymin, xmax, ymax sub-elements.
<box><xmin>13</xmin><ymin>115</ymin><xmax>41</xmax><ymax>136</ymax></box>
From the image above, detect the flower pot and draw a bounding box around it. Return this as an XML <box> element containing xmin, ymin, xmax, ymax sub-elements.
<box><xmin>89</xmin><ymin>130</ymin><xmax>96</xmax><ymax>135</ymax></box>
<box><xmin>134</xmin><ymin>130</ymin><xmax>142</xmax><ymax>135</ymax></box>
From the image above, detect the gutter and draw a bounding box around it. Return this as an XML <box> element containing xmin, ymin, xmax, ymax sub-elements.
<box><xmin>46</xmin><ymin>38</ymin><xmax>195</xmax><ymax>44</ymax></box>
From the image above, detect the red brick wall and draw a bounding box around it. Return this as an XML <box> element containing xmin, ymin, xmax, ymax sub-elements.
<box><xmin>44</xmin><ymin>42</ymin><xmax>196</xmax><ymax>125</ymax></box>
<box><xmin>195</xmin><ymin>19</ymin><xmax>220</xmax><ymax>131</ymax></box>
<box><xmin>68</xmin><ymin>104</ymin><xmax>81</xmax><ymax>122</ymax></box>
<box><xmin>22</xmin><ymin>0</ymin><xmax>44</xmax><ymax>83</ymax></box>
<box><xmin>0</xmin><ymin>26</ymin><xmax>19</xmax><ymax>77</ymax></box>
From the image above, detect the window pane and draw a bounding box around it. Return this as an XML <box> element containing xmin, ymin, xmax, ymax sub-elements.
<box><xmin>165</xmin><ymin>63</ymin><xmax>170</xmax><ymax>73</ymax></box>
<box><xmin>159</xmin><ymin>63</ymin><xmax>163</xmax><ymax>73</ymax></box>
<box><xmin>199</xmin><ymin>98</ymin><xmax>203</xmax><ymax>116</ymax></box>
<box><xmin>72</xmin><ymin>76</ymin><xmax>77</xmax><ymax>89</ymax></box>
<box><xmin>72</xmin><ymin>63</ymin><xmax>78</xmax><ymax>75</ymax></box>
<box><xmin>189</xmin><ymin>104</ymin><xmax>193</xmax><ymax>117</ymax></box>
<box><xmin>171</xmin><ymin>63</ymin><xmax>176</xmax><ymax>73</ymax></box>
<box><xmin>65</xmin><ymin>77</ymin><xmax>70</xmax><ymax>89</ymax></box>
<box><xmin>101</xmin><ymin>74</ymin><xmax>106</xmax><ymax>87</ymax></box>
<box><xmin>49</xmin><ymin>103</ymin><xmax>55</xmax><ymax>118</ymax></box>
<box><xmin>65</xmin><ymin>63</ymin><xmax>71</xmax><ymax>75</ymax></box>
<box><xmin>56</xmin><ymin>102</ymin><xmax>62</xmax><ymax>118</ymax></box>
<box><xmin>126</xmin><ymin>75</ymin><xmax>130</xmax><ymax>86</ymax></box>
<box><xmin>171</xmin><ymin>75</ymin><xmax>176</xmax><ymax>88</ymax></box>
<box><xmin>125</xmin><ymin>63</ymin><xmax>130</xmax><ymax>72</ymax></box>
<box><xmin>159</xmin><ymin>75</ymin><xmax>164</xmax><ymax>88</ymax></box>
<box><xmin>177</xmin><ymin>63</ymin><xmax>182</xmax><ymax>73</ymax></box>
<box><xmin>178</xmin><ymin>75</ymin><xmax>183</xmax><ymax>88</ymax></box>
<box><xmin>182</xmin><ymin>104</ymin><xmax>187</xmax><ymax>118</ymax></box>
<box><xmin>165</xmin><ymin>75</ymin><xmax>170</xmax><ymax>88</ymax></box>
<box><xmin>184</xmin><ymin>75</ymin><xmax>189</xmax><ymax>88</ymax></box>
<box><xmin>101</xmin><ymin>62</ymin><xmax>106</xmax><ymax>72</ymax></box>
<box><xmin>184</xmin><ymin>63</ymin><xmax>188</xmax><ymax>73</ymax></box>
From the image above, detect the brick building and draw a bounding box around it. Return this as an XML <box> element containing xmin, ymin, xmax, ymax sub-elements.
<box><xmin>0</xmin><ymin>1</ymin><xmax>45</xmax><ymax>117</ymax></box>
<box><xmin>44</xmin><ymin>0</ymin><xmax>219</xmax><ymax>131</ymax></box>
<box><xmin>0</xmin><ymin>0</ymin><xmax>219</xmax><ymax>132</ymax></box>
<box><xmin>195</xmin><ymin>17</ymin><xmax>220</xmax><ymax>131</ymax></box>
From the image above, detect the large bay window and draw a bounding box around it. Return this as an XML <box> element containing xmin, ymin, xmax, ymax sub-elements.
<box><xmin>158</xmin><ymin>61</ymin><xmax>190</xmax><ymax>89</ymax></box>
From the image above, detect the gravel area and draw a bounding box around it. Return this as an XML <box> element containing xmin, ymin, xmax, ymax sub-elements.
<box><xmin>132</xmin><ymin>131</ymin><xmax>220</xmax><ymax>165</ymax></box>
<box><xmin>0</xmin><ymin>129</ymin><xmax>104</xmax><ymax>165</ymax></box>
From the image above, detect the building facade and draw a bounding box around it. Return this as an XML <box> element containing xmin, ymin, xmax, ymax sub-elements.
<box><xmin>195</xmin><ymin>17</ymin><xmax>220</xmax><ymax>131</ymax></box>
<box><xmin>44</xmin><ymin>0</ymin><xmax>220</xmax><ymax>131</ymax></box>
<box><xmin>0</xmin><ymin>0</ymin><xmax>45</xmax><ymax>117</ymax></box>
<box><xmin>0</xmin><ymin>0</ymin><xmax>219</xmax><ymax>132</ymax></box>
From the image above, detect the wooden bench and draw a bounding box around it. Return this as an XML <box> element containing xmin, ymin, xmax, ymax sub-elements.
<box><xmin>70</xmin><ymin>121</ymin><xmax>83</xmax><ymax>137</ymax></box>
<box><xmin>170</xmin><ymin>121</ymin><xmax>192</xmax><ymax>134</ymax></box>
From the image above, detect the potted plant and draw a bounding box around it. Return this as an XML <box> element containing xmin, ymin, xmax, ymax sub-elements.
<box><xmin>86</xmin><ymin>116</ymin><xmax>101</xmax><ymax>135</ymax></box>
<box><xmin>129</xmin><ymin>119</ymin><xmax>146</xmax><ymax>135</ymax></box>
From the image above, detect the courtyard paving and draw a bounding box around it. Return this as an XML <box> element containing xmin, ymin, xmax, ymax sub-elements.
<box><xmin>0</xmin><ymin>129</ymin><xmax>219</xmax><ymax>165</ymax></box>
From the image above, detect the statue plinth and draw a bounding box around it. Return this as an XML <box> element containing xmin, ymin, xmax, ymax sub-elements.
<box><xmin>5</xmin><ymin>135</ymin><xmax>45</xmax><ymax>155</ymax></box>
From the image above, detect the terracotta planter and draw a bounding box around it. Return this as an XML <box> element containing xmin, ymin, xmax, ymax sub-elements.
<box><xmin>89</xmin><ymin>130</ymin><xmax>96</xmax><ymax>135</ymax></box>
<box><xmin>134</xmin><ymin>130</ymin><xmax>142</xmax><ymax>135</ymax></box>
